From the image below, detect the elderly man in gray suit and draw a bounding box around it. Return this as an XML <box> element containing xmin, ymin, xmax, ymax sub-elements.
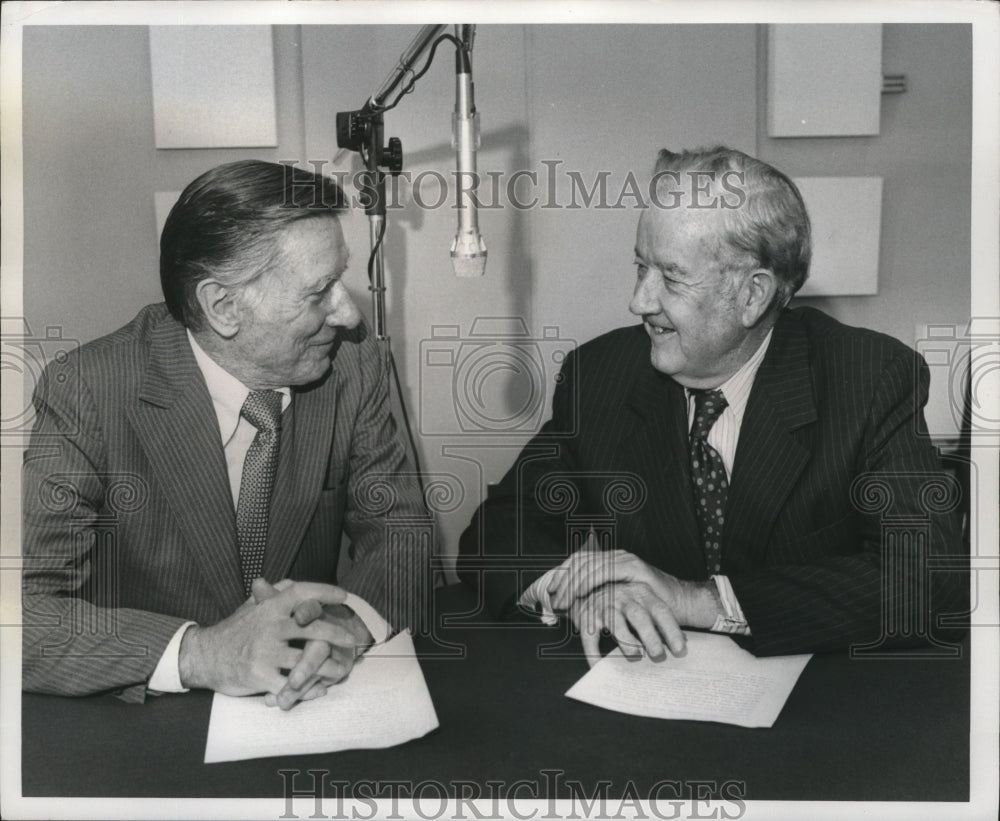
<box><xmin>22</xmin><ymin>160</ymin><xmax>430</xmax><ymax>707</ymax></box>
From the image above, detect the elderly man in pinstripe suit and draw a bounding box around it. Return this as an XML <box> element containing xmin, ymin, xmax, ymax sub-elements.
<box><xmin>22</xmin><ymin>161</ymin><xmax>430</xmax><ymax>707</ymax></box>
<box><xmin>458</xmin><ymin>146</ymin><xmax>967</xmax><ymax>663</ymax></box>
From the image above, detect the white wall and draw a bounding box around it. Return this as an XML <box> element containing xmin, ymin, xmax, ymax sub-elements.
<box><xmin>22</xmin><ymin>26</ymin><xmax>162</xmax><ymax>344</ymax></box>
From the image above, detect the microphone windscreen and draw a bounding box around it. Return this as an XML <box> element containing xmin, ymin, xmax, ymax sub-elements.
<box><xmin>451</xmin><ymin>254</ymin><xmax>487</xmax><ymax>278</ymax></box>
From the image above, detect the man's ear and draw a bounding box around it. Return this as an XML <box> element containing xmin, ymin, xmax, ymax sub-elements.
<box><xmin>195</xmin><ymin>279</ymin><xmax>241</xmax><ymax>339</ymax></box>
<box><xmin>740</xmin><ymin>268</ymin><xmax>779</xmax><ymax>328</ymax></box>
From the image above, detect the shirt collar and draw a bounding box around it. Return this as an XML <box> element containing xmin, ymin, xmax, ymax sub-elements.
<box><xmin>716</xmin><ymin>328</ymin><xmax>773</xmax><ymax>424</ymax></box>
<box><xmin>687</xmin><ymin>328</ymin><xmax>773</xmax><ymax>425</ymax></box>
<box><xmin>187</xmin><ymin>330</ymin><xmax>290</xmax><ymax>445</ymax></box>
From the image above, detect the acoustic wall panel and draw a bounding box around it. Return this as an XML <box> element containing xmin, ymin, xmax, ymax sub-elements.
<box><xmin>768</xmin><ymin>24</ymin><xmax>883</xmax><ymax>137</ymax></box>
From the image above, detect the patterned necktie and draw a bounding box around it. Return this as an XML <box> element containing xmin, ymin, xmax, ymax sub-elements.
<box><xmin>236</xmin><ymin>390</ymin><xmax>284</xmax><ymax>596</ymax></box>
<box><xmin>689</xmin><ymin>388</ymin><xmax>729</xmax><ymax>575</ymax></box>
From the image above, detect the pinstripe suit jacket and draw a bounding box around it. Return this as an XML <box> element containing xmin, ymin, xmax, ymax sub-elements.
<box><xmin>22</xmin><ymin>303</ymin><xmax>430</xmax><ymax>701</ymax></box>
<box><xmin>458</xmin><ymin>307</ymin><xmax>967</xmax><ymax>655</ymax></box>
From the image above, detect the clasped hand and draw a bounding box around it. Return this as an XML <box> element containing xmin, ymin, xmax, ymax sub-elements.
<box><xmin>545</xmin><ymin>548</ymin><xmax>704</xmax><ymax>666</ymax></box>
<box><xmin>179</xmin><ymin>578</ymin><xmax>372</xmax><ymax>710</ymax></box>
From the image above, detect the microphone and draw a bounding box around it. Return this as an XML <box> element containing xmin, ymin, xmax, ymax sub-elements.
<box><xmin>450</xmin><ymin>25</ymin><xmax>487</xmax><ymax>277</ymax></box>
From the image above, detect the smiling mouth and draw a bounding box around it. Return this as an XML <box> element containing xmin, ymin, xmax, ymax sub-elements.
<box><xmin>646</xmin><ymin>322</ymin><xmax>676</xmax><ymax>336</ymax></box>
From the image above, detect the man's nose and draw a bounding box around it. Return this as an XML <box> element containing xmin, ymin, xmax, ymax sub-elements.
<box><xmin>629</xmin><ymin>271</ymin><xmax>660</xmax><ymax>316</ymax></box>
<box><xmin>326</xmin><ymin>283</ymin><xmax>361</xmax><ymax>329</ymax></box>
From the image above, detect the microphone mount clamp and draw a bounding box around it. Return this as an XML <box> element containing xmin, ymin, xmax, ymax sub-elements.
<box><xmin>335</xmin><ymin>24</ymin><xmax>463</xmax><ymax>340</ymax></box>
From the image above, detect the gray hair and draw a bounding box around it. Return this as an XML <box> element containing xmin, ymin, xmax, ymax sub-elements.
<box><xmin>652</xmin><ymin>146</ymin><xmax>811</xmax><ymax>306</ymax></box>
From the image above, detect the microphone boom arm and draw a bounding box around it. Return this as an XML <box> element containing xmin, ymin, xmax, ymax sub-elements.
<box><xmin>370</xmin><ymin>25</ymin><xmax>448</xmax><ymax>111</ymax></box>
<box><xmin>335</xmin><ymin>25</ymin><xmax>481</xmax><ymax>339</ymax></box>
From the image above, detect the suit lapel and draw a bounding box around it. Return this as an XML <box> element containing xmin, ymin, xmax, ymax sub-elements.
<box><xmin>625</xmin><ymin>365</ymin><xmax>706</xmax><ymax>580</ymax></box>
<box><xmin>725</xmin><ymin>312</ymin><xmax>817</xmax><ymax>565</ymax></box>
<box><xmin>262</xmin><ymin>370</ymin><xmax>339</xmax><ymax>581</ymax></box>
<box><xmin>128</xmin><ymin>316</ymin><xmax>245</xmax><ymax>613</ymax></box>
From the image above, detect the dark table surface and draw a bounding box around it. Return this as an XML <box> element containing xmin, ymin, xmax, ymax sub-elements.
<box><xmin>21</xmin><ymin>584</ymin><xmax>969</xmax><ymax>802</ymax></box>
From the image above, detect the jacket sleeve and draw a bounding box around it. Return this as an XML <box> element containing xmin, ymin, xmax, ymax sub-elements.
<box><xmin>730</xmin><ymin>350</ymin><xmax>969</xmax><ymax>655</ymax></box>
<box><xmin>338</xmin><ymin>332</ymin><xmax>434</xmax><ymax>635</ymax></box>
<box><xmin>457</xmin><ymin>348</ymin><xmax>584</xmax><ymax>619</ymax></box>
<box><xmin>22</xmin><ymin>360</ymin><xmax>186</xmax><ymax>702</ymax></box>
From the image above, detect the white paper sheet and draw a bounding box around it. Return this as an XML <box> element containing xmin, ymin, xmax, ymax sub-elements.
<box><xmin>565</xmin><ymin>631</ymin><xmax>811</xmax><ymax>728</ymax></box>
<box><xmin>204</xmin><ymin>630</ymin><xmax>438</xmax><ymax>763</ymax></box>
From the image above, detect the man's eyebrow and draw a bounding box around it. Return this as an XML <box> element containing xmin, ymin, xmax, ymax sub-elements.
<box><xmin>306</xmin><ymin>270</ymin><xmax>342</xmax><ymax>295</ymax></box>
<box><xmin>330</xmin><ymin>252</ymin><xmax>352</xmax><ymax>278</ymax></box>
<box><xmin>633</xmin><ymin>249</ymin><xmax>684</xmax><ymax>275</ymax></box>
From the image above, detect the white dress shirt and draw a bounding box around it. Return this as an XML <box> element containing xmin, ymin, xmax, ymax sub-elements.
<box><xmin>520</xmin><ymin>330</ymin><xmax>773</xmax><ymax>636</ymax></box>
<box><xmin>186</xmin><ymin>330</ymin><xmax>291</xmax><ymax>507</ymax></box>
<box><xmin>147</xmin><ymin>332</ymin><xmax>384</xmax><ymax>693</ymax></box>
<box><xmin>687</xmin><ymin>329</ymin><xmax>772</xmax><ymax>479</ymax></box>
<box><xmin>687</xmin><ymin>328</ymin><xmax>772</xmax><ymax>634</ymax></box>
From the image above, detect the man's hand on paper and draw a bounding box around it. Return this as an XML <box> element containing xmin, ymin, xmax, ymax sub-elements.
<box><xmin>550</xmin><ymin>549</ymin><xmax>724</xmax><ymax>665</ymax></box>
<box><xmin>569</xmin><ymin>581</ymin><xmax>687</xmax><ymax>666</ymax></box>
<box><xmin>251</xmin><ymin>581</ymin><xmax>374</xmax><ymax>710</ymax></box>
<box><xmin>271</xmin><ymin>603</ymin><xmax>373</xmax><ymax>711</ymax></box>
<box><xmin>203</xmin><ymin>630</ymin><xmax>440</xmax><ymax>764</ymax></box>
<box><xmin>177</xmin><ymin>580</ymin><xmax>359</xmax><ymax>698</ymax></box>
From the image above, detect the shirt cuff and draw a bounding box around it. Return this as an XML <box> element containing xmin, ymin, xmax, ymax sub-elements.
<box><xmin>710</xmin><ymin>574</ymin><xmax>751</xmax><ymax>635</ymax></box>
<box><xmin>147</xmin><ymin>621</ymin><xmax>197</xmax><ymax>693</ymax></box>
<box><xmin>343</xmin><ymin>592</ymin><xmax>391</xmax><ymax>645</ymax></box>
<box><xmin>518</xmin><ymin>566</ymin><xmax>562</xmax><ymax>625</ymax></box>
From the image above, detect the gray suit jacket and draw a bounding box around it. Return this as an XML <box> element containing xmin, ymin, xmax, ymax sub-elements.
<box><xmin>22</xmin><ymin>304</ymin><xmax>431</xmax><ymax>701</ymax></box>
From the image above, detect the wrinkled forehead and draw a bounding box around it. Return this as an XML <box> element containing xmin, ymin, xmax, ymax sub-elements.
<box><xmin>272</xmin><ymin>213</ymin><xmax>346</xmax><ymax>250</ymax></box>
<box><xmin>257</xmin><ymin>215</ymin><xmax>350</xmax><ymax>283</ymax></box>
<box><xmin>638</xmin><ymin>191</ymin><xmax>732</xmax><ymax>239</ymax></box>
<box><xmin>637</xmin><ymin>204</ymin><xmax>734</xmax><ymax>267</ymax></box>
<box><xmin>636</xmin><ymin>189</ymin><xmax>747</xmax><ymax>274</ymax></box>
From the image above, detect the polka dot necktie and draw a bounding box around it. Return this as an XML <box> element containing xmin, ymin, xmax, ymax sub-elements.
<box><xmin>236</xmin><ymin>390</ymin><xmax>283</xmax><ymax>596</ymax></box>
<box><xmin>689</xmin><ymin>388</ymin><xmax>729</xmax><ymax>575</ymax></box>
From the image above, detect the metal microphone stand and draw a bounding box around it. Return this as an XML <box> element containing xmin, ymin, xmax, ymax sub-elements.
<box><xmin>335</xmin><ymin>24</ymin><xmax>449</xmax><ymax>341</ymax></box>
